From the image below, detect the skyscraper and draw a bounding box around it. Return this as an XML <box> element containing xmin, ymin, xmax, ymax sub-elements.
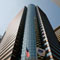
<box><xmin>0</xmin><ymin>4</ymin><xmax>60</xmax><ymax>60</ymax></box>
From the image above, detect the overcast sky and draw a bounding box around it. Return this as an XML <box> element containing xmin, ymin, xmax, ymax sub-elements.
<box><xmin>0</xmin><ymin>0</ymin><xmax>60</xmax><ymax>35</ymax></box>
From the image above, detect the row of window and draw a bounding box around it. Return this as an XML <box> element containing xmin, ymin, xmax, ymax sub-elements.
<box><xmin>0</xmin><ymin>39</ymin><xmax>15</xmax><ymax>54</ymax></box>
<box><xmin>36</xmin><ymin>7</ymin><xmax>54</xmax><ymax>60</ymax></box>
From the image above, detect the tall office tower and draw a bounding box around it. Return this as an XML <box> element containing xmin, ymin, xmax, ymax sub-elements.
<box><xmin>0</xmin><ymin>4</ymin><xmax>60</xmax><ymax>60</ymax></box>
<box><xmin>54</xmin><ymin>26</ymin><xmax>60</xmax><ymax>42</ymax></box>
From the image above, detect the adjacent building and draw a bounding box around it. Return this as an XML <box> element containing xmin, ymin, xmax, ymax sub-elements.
<box><xmin>0</xmin><ymin>35</ymin><xmax>2</xmax><ymax>43</ymax></box>
<box><xmin>54</xmin><ymin>26</ymin><xmax>60</xmax><ymax>43</ymax></box>
<box><xmin>0</xmin><ymin>4</ymin><xmax>60</xmax><ymax>60</ymax></box>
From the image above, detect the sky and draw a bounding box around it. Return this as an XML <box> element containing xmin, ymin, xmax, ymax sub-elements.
<box><xmin>52</xmin><ymin>0</ymin><xmax>60</xmax><ymax>6</ymax></box>
<box><xmin>0</xmin><ymin>0</ymin><xmax>60</xmax><ymax>35</ymax></box>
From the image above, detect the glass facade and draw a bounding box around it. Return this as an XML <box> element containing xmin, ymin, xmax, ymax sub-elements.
<box><xmin>21</xmin><ymin>4</ymin><xmax>37</xmax><ymax>60</ymax></box>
